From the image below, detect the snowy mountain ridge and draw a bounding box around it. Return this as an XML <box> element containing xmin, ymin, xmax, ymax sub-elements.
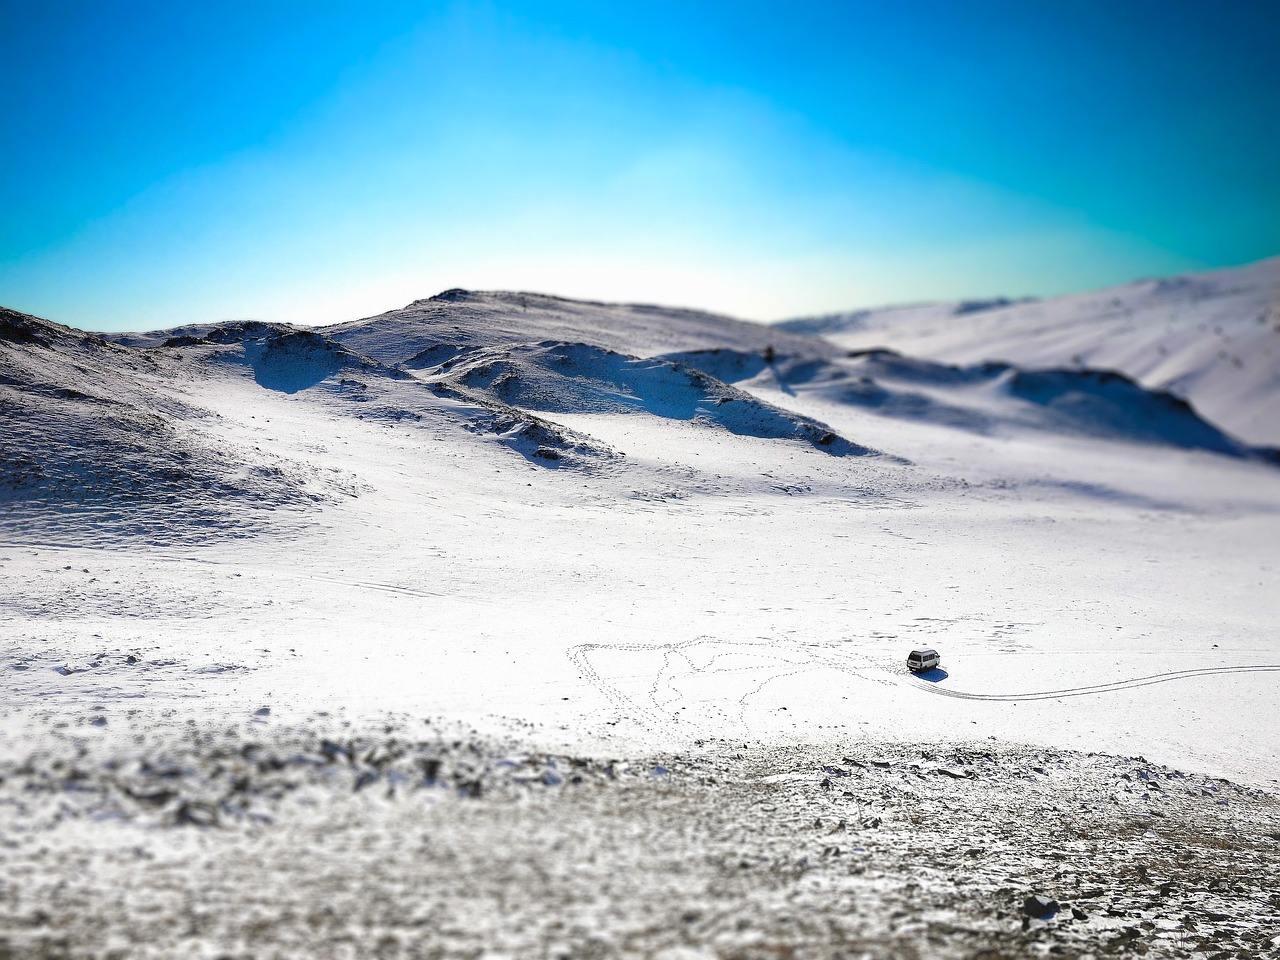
<box><xmin>781</xmin><ymin>254</ymin><xmax>1280</xmax><ymax>445</ymax></box>
<box><xmin>5</xmin><ymin>259</ymin><xmax>1280</xmax><ymax>546</ymax></box>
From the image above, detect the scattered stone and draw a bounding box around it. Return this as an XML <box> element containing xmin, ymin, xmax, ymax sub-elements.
<box><xmin>1023</xmin><ymin>894</ymin><xmax>1059</xmax><ymax>919</ymax></box>
<box><xmin>173</xmin><ymin>801</ymin><xmax>217</xmax><ymax>827</ymax></box>
<box><xmin>0</xmin><ymin>733</ymin><xmax>1273</xmax><ymax>958</ymax></box>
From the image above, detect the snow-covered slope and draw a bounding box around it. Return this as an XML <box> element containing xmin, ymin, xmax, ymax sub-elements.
<box><xmin>3</xmin><ymin>271</ymin><xmax>1280</xmax><ymax>793</ymax></box>
<box><xmin>0</xmin><ymin>308</ymin><xmax>358</xmax><ymax>541</ymax></box>
<box><xmin>689</xmin><ymin>347</ymin><xmax>1273</xmax><ymax>460</ymax></box>
<box><xmin>415</xmin><ymin>340</ymin><xmax>870</xmax><ymax>455</ymax></box>
<box><xmin>324</xmin><ymin>288</ymin><xmax>830</xmax><ymax>364</ymax></box>
<box><xmin>780</xmin><ymin>256</ymin><xmax>1280</xmax><ymax>445</ymax></box>
<box><xmin>4</xmin><ymin>270</ymin><xmax>1280</xmax><ymax>959</ymax></box>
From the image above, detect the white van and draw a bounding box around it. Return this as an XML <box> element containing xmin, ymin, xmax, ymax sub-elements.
<box><xmin>907</xmin><ymin>648</ymin><xmax>941</xmax><ymax>673</ymax></box>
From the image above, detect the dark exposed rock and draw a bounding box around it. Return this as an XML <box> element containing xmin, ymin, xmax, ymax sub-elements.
<box><xmin>1022</xmin><ymin>894</ymin><xmax>1059</xmax><ymax>919</ymax></box>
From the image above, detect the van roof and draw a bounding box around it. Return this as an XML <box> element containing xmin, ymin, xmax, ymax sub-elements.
<box><xmin>909</xmin><ymin>648</ymin><xmax>939</xmax><ymax>657</ymax></box>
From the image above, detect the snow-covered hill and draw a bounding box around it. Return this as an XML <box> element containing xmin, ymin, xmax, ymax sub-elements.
<box><xmin>4</xmin><ymin>266</ymin><xmax>1280</xmax><ymax>956</ymax></box>
<box><xmin>780</xmin><ymin>255</ymin><xmax>1280</xmax><ymax>445</ymax></box>
<box><xmin>3</xmin><ymin>265</ymin><xmax>1278</xmax><ymax>776</ymax></box>
<box><xmin>9</xmin><ymin>267</ymin><xmax>1274</xmax><ymax>550</ymax></box>
<box><xmin>324</xmin><ymin>288</ymin><xmax>831</xmax><ymax>362</ymax></box>
<box><xmin>2</xmin><ymin>294</ymin><xmax>882</xmax><ymax>540</ymax></box>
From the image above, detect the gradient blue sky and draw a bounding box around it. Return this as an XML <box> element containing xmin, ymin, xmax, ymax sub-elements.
<box><xmin>2</xmin><ymin>1</ymin><xmax>1278</xmax><ymax>330</ymax></box>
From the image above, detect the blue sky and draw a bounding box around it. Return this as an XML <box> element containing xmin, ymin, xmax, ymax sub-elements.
<box><xmin>2</xmin><ymin>1</ymin><xmax>1278</xmax><ymax>330</ymax></box>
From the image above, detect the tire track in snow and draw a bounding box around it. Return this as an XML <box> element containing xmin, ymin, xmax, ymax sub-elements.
<box><xmin>12</xmin><ymin>542</ymin><xmax>1279</xmax><ymax>715</ymax></box>
<box><xmin>566</xmin><ymin>641</ymin><xmax>700</xmax><ymax>737</ymax></box>
<box><xmin>570</xmin><ymin>639</ymin><xmax>1280</xmax><ymax>734</ymax></box>
<box><xmin>567</xmin><ymin>639</ymin><xmax>883</xmax><ymax>735</ymax></box>
<box><xmin>911</xmin><ymin>664</ymin><xmax>1280</xmax><ymax>701</ymax></box>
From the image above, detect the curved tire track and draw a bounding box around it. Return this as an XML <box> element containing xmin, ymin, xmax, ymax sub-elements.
<box><xmin>912</xmin><ymin>664</ymin><xmax>1280</xmax><ymax>701</ymax></box>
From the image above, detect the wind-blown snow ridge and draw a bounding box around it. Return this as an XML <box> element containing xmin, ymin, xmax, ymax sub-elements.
<box><xmin>332</xmin><ymin>287</ymin><xmax>830</xmax><ymax>361</ymax></box>
<box><xmin>411</xmin><ymin>339</ymin><xmax>869</xmax><ymax>456</ymax></box>
<box><xmin>0</xmin><ymin>308</ymin><xmax>353</xmax><ymax>542</ymax></box>
<box><xmin>650</xmin><ymin>344</ymin><xmax>1276</xmax><ymax>459</ymax></box>
<box><xmin>336</xmin><ymin>293</ymin><xmax>869</xmax><ymax>454</ymax></box>
<box><xmin>781</xmin><ymin>254</ymin><xmax>1280</xmax><ymax>445</ymax></box>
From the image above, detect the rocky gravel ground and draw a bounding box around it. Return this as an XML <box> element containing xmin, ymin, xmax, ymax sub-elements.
<box><xmin>1</xmin><ymin>719</ymin><xmax>1277</xmax><ymax>960</ymax></box>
